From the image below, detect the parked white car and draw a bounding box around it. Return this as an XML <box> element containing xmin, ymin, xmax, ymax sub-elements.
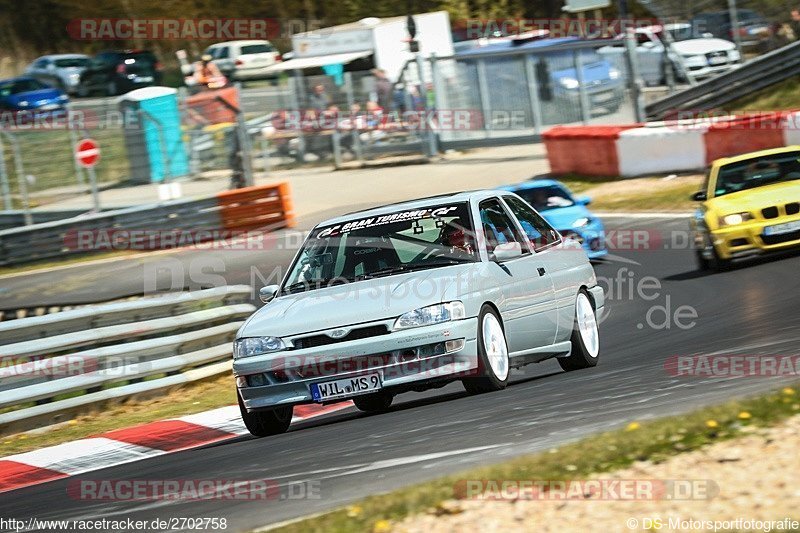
<box><xmin>637</xmin><ymin>24</ymin><xmax>740</xmax><ymax>82</ymax></box>
<box><xmin>203</xmin><ymin>40</ymin><xmax>282</xmax><ymax>81</ymax></box>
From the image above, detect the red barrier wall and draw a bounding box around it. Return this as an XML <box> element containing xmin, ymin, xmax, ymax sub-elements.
<box><xmin>543</xmin><ymin>125</ymin><xmax>640</xmax><ymax>176</ymax></box>
<box><xmin>704</xmin><ymin>113</ymin><xmax>787</xmax><ymax>163</ymax></box>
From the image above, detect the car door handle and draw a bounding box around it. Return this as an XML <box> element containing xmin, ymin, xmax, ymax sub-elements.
<box><xmin>537</xmin><ymin>267</ymin><xmax>546</xmax><ymax>276</ymax></box>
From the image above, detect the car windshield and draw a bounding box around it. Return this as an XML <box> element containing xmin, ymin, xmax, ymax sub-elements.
<box><xmin>282</xmin><ymin>203</ymin><xmax>477</xmax><ymax>293</ymax></box>
<box><xmin>0</xmin><ymin>79</ymin><xmax>46</xmax><ymax>96</ymax></box>
<box><xmin>54</xmin><ymin>57</ymin><xmax>89</xmax><ymax>68</ymax></box>
<box><xmin>715</xmin><ymin>152</ymin><xmax>800</xmax><ymax>197</ymax></box>
<box><xmin>666</xmin><ymin>26</ymin><xmax>694</xmax><ymax>42</ymax></box>
<box><xmin>515</xmin><ymin>186</ymin><xmax>574</xmax><ymax>211</ymax></box>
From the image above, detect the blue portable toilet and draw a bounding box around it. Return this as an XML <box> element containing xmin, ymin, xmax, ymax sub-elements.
<box><xmin>118</xmin><ymin>87</ymin><xmax>189</xmax><ymax>183</ymax></box>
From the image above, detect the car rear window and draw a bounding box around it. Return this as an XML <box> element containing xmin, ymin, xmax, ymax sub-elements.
<box><xmin>240</xmin><ymin>44</ymin><xmax>273</xmax><ymax>55</ymax></box>
<box><xmin>54</xmin><ymin>58</ymin><xmax>90</xmax><ymax>68</ymax></box>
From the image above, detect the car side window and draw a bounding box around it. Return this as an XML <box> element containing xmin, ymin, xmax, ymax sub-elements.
<box><xmin>478</xmin><ymin>198</ymin><xmax>528</xmax><ymax>255</ymax></box>
<box><xmin>503</xmin><ymin>196</ymin><xmax>561</xmax><ymax>252</ymax></box>
<box><xmin>34</xmin><ymin>59</ymin><xmax>48</xmax><ymax>69</ymax></box>
<box><xmin>216</xmin><ymin>47</ymin><xmax>229</xmax><ymax>59</ymax></box>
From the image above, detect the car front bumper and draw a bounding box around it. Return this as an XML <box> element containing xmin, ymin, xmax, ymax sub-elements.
<box><xmin>698</xmin><ymin>215</ymin><xmax>800</xmax><ymax>260</ymax></box>
<box><xmin>235</xmin><ymin>318</ymin><xmax>479</xmax><ymax>411</ymax></box>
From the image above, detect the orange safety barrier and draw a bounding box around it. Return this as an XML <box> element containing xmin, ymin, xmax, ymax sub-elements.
<box><xmin>187</xmin><ymin>86</ymin><xmax>240</xmax><ymax>125</ymax></box>
<box><xmin>543</xmin><ymin>125</ymin><xmax>641</xmax><ymax>176</ymax></box>
<box><xmin>704</xmin><ymin>112</ymin><xmax>787</xmax><ymax>163</ymax></box>
<box><xmin>215</xmin><ymin>182</ymin><xmax>295</xmax><ymax>232</ymax></box>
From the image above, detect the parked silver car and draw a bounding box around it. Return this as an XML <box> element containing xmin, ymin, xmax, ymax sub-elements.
<box><xmin>234</xmin><ymin>190</ymin><xmax>605</xmax><ymax>436</ymax></box>
<box><xmin>25</xmin><ymin>54</ymin><xmax>90</xmax><ymax>95</ymax></box>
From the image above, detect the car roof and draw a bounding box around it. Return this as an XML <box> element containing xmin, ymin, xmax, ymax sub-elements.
<box><xmin>207</xmin><ymin>40</ymin><xmax>272</xmax><ymax>47</ymax></box>
<box><xmin>499</xmin><ymin>178</ymin><xmax>566</xmax><ymax>191</ymax></box>
<box><xmin>712</xmin><ymin>145</ymin><xmax>800</xmax><ymax>166</ymax></box>
<box><xmin>317</xmin><ymin>189</ymin><xmax>510</xmax><ymax>227</ymax></box>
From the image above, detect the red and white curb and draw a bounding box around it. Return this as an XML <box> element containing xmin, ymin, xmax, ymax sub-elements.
<box><xmin>0</xmin><ymin>402</ymin><xmax>352</xmax><ymax>494</ymax></box>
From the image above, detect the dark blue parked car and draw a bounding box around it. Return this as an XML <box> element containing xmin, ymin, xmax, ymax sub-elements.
<box><xmin>0</xmin><ymin>77</ymin><xmax>69</xmax><ymax>113</ymax></box>
<box><xmin>501</xmin><ymin>179</ymin><xmax>608</xmax><ymax>260</ymax></box>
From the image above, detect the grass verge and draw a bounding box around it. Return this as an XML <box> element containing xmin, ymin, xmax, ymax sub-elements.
<box><xmin>268</xmin><ymin>384</ymin><xmax>800</xmax><ymax>533</ymax></box>
<box><xmin>0</xmin><ymin>374</ymin><xmax>236</xmax><ymax>456</ymax></box>
<box><xmin>725</xmin><ymin>75</ymin><xmax>800</xmax><ymax>112</ymax></box>
<box><xmin>561</xmin><ymin>174</ymin><xmax>703</xmax><ymax>212</ymax></box>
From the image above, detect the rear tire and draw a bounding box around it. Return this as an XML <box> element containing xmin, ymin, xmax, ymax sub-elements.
<box><xmin>353</xmin><ymin>392</ymin><xmax>394</xmax><ymax>413</ymax></box>
<box><xmin>238</xmin><ymin>393</ymin><xmax>292</xmax><ymax>437</ymax></box>
<box><xmin>463</xmin><ymin>305</ymin><xmax>509</xmax><ymax>394</ymax></box>
<box><xmin>559</xmin><ymin>291</ymin><xmax>600</xmax><ymax>371</ymax></box>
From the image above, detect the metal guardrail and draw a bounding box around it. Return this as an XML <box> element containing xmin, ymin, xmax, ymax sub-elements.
<box><xmin>0</xmin><ymin>286</ymin><xmax>256</xmax><ymax>434</ymax></box>
<box><xmin>646</xmin><ymin>40</ymin><xmax>800</xmax><ymax>120</ymax></box>
<box><xmin>0</xmin><ymin>182</ymin><xmax>294</xmax><ymax>266</ymax></box>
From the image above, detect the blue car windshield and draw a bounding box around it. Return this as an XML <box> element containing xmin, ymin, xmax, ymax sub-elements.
<box><xmin>283</xmin><ymin>203</ymin><xmax>478</xmax><ymax>293</ymax></box>
<box><xmin>0</xmin><ymin>79</ymin><xmax>47</xmax><ymax>96</ymax></box>
<box><xmin>515</xmin><ymin>186</ymin><xmax>574</xmax><ymax>211</ymax></box>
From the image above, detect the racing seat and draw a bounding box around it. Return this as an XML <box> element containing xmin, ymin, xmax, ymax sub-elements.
<box><xmin>341</xmin><ymin>236</ymin><xmax>400</xmax><ymax>278</ymax></box>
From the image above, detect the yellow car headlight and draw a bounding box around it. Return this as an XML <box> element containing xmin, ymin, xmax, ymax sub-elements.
<box><xmin>720</xmin><ymin>212</ymin><xmax>752</xmax><ymax>226</ymax></box>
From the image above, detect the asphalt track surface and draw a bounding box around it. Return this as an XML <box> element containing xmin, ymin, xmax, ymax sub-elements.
<box><xmin>2</xmin><ymin>215</ymin><xmax>800</xmax><ymax>532</ymax></box>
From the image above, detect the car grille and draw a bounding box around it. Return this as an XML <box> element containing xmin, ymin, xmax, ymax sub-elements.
<box><xmin>762</xmin><ymin>206</ymin><xmax>779</xmax><ymax>219</ymax></box>
<box><xmin>761</xmin><ymin>230</ymin><xmax>800</xmax><ymax>245</ymax></box>
<box><xmin>786</xmin><ymin>202</ymin><xmax>800</xmax><ymax>216</ymax></box>
<box><xmin>706</xmin><ymin>51</ymin><xmax>728</xmax><ymax>62</ymax></box>
<box><xmin>292</xmin><ymin>324</ymin><xmax>390</xmax><ymax>350</ymax></box>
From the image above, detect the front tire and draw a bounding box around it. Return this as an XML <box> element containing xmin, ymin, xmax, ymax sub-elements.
<box><xmin>463</xmin><ymin>305</ymin><xmax>509</xmax><ymax>394</ymax></box>
<box><xmin>238</xmin><ymin>393</ymin><xmax>292</xmax><ymax>437</ymax></box>
<box><xmin>353</xmin><ymin>392</ymin><xmax>394</xmax><ymax>413</ymax></box>
<box><xmin>559</xmin><ymin>291</ymin><xmax>600</xmax><ymax>371</ymax></box>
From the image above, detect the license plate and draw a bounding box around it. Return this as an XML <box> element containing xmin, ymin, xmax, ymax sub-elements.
<box><xmin>310</xmin><ymin>372</ymin><xmax>382</xmax><ymax>401</ymax></box>
<box><xmin>134</xmin><ymin>76</ymin><xmax>154</xmax><ymax>83</ymax></box>
<box><xmin>764</xmin><ymin>220</ymin><xmax>800</xmax><ymax>236</ymax></box>
<box><xmin>708</xmin><ymin>56</ymin><xmax>727</xmax><ymax>65</ymax></box>
<box><xmin>592</xmin><ymin>91</ymin><xmax>614</xmax><ymax>103</ymax></box>
<box><xmin>39</xmin><ymin>103</ymin><xmax>59</xmax><ymax>111</ymax></box>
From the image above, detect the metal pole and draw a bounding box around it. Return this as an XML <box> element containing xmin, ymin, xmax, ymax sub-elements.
<box><xmin>289</xmin><ymin>70</ymin><xmax>306</xmax><ymax>163</ymax></box>
<box><xmin>343</xmin><ymin>72</ymin><xmax>364</xmax><ymax>163</ymax></box>
<box><xmin>727</xmin><ymin>0</ymin><xmax>745</xmax><ymax>61</ymax></box>
<box><xmin>86</xmin><ymin>165</ymin><xmax>101</xmax><ymax>213</ymax></box>
<box><xmin>573</xmin><ymin>50</ymin><xmax>592</xmax><ymax>124</ymax></box>
<box><xmin>624</xmin><ymin>34</ymin><xmax>646</xmax><ymax>122</ymax></box>
<box><xmin>0</xmin><ymin>136</ymin><xmax>12</xmax><ymax>211</ymax></box>
<box><xmin>476</xmin><ymin>58</ymin><xmax>492</xmax><ymax>139</ymax></box>
<box><xmin>2</xmin><ymin>133</ymin><xmax>32</xmax><ymax>225</ymax></box>
<box><xmin>415</xmin><ymin>53</ymin><xmax>436</xmax><ymax>155</ymax></box>
<box><xmin>524</xmin><ymin>55</ymin><xmax>545</xmax><ymax>135</ymax></box>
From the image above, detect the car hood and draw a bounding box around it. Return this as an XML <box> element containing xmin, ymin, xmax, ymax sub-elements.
<box><xmin>239</xmin><ymin>265</ymin><xmax>471</xmax><ymax>338</ymax></box>
<box><xmin>540</xmin><ymin>204</ymin><xmax>593</xmax><ymax>230</ymax></box>
<box><xmin>706</xmin><ymin>180</ymin><xmax>800</xmax><ymax>214</ymax></box>
<box><xmin>5</xmin><ymin>88</ymin><xmax>63</xmax><ymax>104</ymax></box>
<box><xmin>672</xmin><ymin>39</ymin><xmax>735</xmax><ymax>55</ymax></box>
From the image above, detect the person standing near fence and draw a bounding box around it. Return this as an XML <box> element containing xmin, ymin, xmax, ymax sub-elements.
<box><xmin>372</xmin><ymin>69</ymin><xmax>393</xmax><ymax>112</ymax></box>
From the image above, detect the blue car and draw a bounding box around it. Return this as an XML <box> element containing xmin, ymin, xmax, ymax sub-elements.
<box><xmin>0</xmin><ymin>77</ymin><xmax>69</xmax><ymax>114</ymax></box>
<box><xmin>501</xmin><ymin>179</ymin><xmax>607</xmax><ymax>260</ymax></box>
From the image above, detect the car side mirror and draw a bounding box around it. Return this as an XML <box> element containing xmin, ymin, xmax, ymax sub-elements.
<box><xmin>575</xmin><ymin>195</ymin><xmax>591</xmax><ymax>206</ymax></box>
<box><xmin>259</xmin><ymin>284</ymin><xmax>280</xmax><ymax>303</ymax></box>
<box><xmin>492</xmin><ymin>242</ymin><xmax>523</xmax><ymax>262</ymax></box>
<box><xmin>691</xmin><ymin>191</ymin><xmax>707</xmax><ymax>201</ymax></box>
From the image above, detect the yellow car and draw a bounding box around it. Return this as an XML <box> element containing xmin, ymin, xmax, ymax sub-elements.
<box><xmin>691</xmin><ymin>146</ymin><xmax>800</xmax><ymax>271</ymax></box>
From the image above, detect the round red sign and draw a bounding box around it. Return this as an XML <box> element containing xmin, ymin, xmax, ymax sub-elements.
<box><xmin>75</xmin><ymin>139</ymin><xmax>100</xmax><ymax>168</ymax></box>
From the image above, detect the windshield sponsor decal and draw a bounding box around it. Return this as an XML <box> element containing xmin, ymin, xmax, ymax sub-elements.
<box><xmin>316</xmin><ymin>206</ymin><xmax>459</xmax><ymax>238</ymax></box>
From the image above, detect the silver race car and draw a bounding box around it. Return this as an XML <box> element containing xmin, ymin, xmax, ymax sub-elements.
<box><xmin>234</xmin><ymin>190</ymin><xmax>604</xmax><ymax>436</ymax></box>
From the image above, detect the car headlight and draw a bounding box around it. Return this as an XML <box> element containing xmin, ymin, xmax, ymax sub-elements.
<box><xmin>720</xmin><ymin>212</ymin><xmax>752</xmax><ymax>226</ymax></box>
<box><xmin>559</xmin><ymin>77</ymin><xmax>580</xmax><ymax>90</ymax></box>
<box><xmin>233</xmin><ymin>337</ymin><xmax>285</xmax><ymax>359</ymax></box>
<box><xmin>18</xmin><ymin>100</ymin><xmax>29</xmax><ymax>107</ymax></box>
<box><xmin>572</xmin><ymin>217</ymin><xmax>591</xmax><ymax>228</ymax></box>
<box><xmin>394</xmin><ymin>301</ymin><xmax>466</xmax><ymax>330</ymax></box>
<box><xmin>608</xmin><ymin>67</ymin><xmax>620</xmax><ymax>80</ymax></box>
